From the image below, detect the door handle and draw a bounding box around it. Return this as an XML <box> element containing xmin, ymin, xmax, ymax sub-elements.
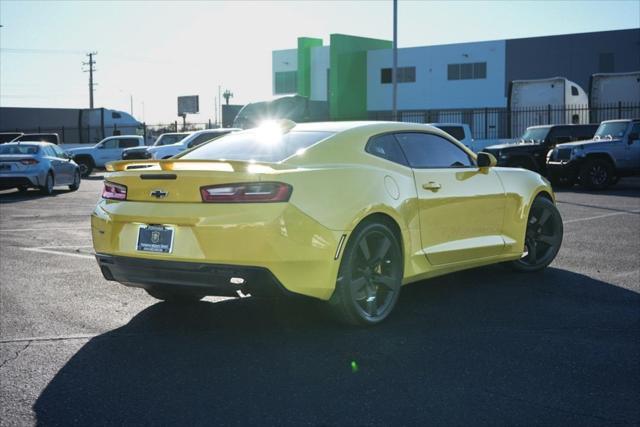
<box><xmin>422</xmin><ymin>182</ymin><xmax>441</xmax><ymax>191</ymax></box>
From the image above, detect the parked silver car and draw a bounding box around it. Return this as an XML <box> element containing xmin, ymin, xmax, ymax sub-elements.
<box><xmin>0</xmin><ymin>142</ymin><xmax>81</xmax><ymax>195</ymax></box>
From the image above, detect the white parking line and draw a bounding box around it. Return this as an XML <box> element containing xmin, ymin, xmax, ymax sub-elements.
<box><xmin>564</xmin><ymin>210</ymin><xmax>640</xmax><ymax>224</ymax></box>
<box><xmin>20</xmin><ymin>247</ymin><xmax>95</xmax><ymax>260</ymax></box>
<box><xmin>0</xmin><ymin>226</ymin><xmax>91</xmax><ymax>233</ymax></box>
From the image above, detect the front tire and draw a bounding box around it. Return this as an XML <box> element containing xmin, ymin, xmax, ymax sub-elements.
<box><xmin>39</xmin><ymin>172</ymin><xmax>54</xmax><ymax>195</ymax></box>
<box><xmin>579</xmin><ymin>158</ymin><xmax>613</xmax><ymax>190</ymax></box>
<box><xmin>329</xmin><ymin>221</ymin><xmax>403</xmax><ymax>326</ymax></box>
<box><xmin>509</xmin><ymin>197</ymin><xmax>563</xmax><ymax>272</ymax></box>
<box><xmin>145</xmin><ymin>288</ymin><xmax>203</xmax><ymax>303</ymax></box>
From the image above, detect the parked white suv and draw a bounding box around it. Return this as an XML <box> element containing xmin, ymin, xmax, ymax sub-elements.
<box><xmin>67</xmin><ymin>135</ymin><xmax>144</xmax><ymax>176</ymax></box>
<box><xmin>148</xmin><ymin>129</ymin><xmax>240</xmax><ymax>159</ymax></box>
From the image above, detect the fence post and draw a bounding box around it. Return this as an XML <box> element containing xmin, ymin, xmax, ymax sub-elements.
<box><xmin>38</xmin><ymin>126</ymin><xmax>41</xmax><ymax>133</ymax></box>
<box><xmin>484</xmin><ymin>108</ymin><xmax>488</xmax><ymax>139</ymax></box>
<box><xmin>87</xmin><ymin>126</ymin><xmax>90</xmax><ymax>143</ymax></box>
<box><xmin>547</xmin><ymin>104</ymin><xmax>552</xmax><ymax>124</ymax></box>
<box><xmin>618</xmin><ymin>101</ymin><xmax>622</xmax><ymax>118</ymax></box>
<box><xmin>143</xmin><ymin>122</ymin><xmax>147</xmax><ymax>143</ymax></box>
<box><xmin>174</xmin><ymin>121</ymin><xmax>178</xmax><ymax>132</ymax></box>
<box><xmin>62</xmin><ymin>126</ymin><xmax>65</xmax><ymax>142</ymax></box>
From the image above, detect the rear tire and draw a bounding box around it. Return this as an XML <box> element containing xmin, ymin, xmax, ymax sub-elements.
<box><xmin>69</xmin><ymin>170</ymin><xmax>81</xmax><ymax>191</ymax></box>
<box><xmin>579</xmin><ymin>158</ymin><xmax>613</xmax><ymax>190</ymax></box>
<box><xmin>76</xmin><ymin>158</ymin><xmax>94</xmax><ymax>177</ymax></box>
<box><xmin>509</xmin><ymin>197</ymin><xmax>563</xmax><ymax>272</ymax></box>
<box><xmin>145</xmin><ymin>288</ymin><xmax>203</xmax><ymax>303</ymax></box>
<box><xmin>39</xmin><ymin>172</ymin><xmax>54</xmax><ymax>195</ymax></box>
<box><xmin>329</xmin><ymin>221</ymin><xmax>403</xmax><ymax>326</ymax></box>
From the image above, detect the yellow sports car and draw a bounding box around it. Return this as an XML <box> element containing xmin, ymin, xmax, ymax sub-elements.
<box><xmin>92</xmin><ymin>121</ymin><xmax>563</xmax><ymax>325</ymax></box>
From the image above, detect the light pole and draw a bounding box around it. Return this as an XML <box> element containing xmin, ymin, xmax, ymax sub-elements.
<box><xmin>392</xmin><ymin>0</ymin><xmax>398</xmax><ymax>121</ymax></box>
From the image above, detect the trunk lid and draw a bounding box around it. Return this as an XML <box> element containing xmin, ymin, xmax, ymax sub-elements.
<box><xmin>104</xmin><ymin>159</ymin><xmax>288</xmax><ymax>203</ymax></box>
<box><xmin>0</xmin><ymin>155</ymin><xmax>38</xmax><ymax>173</ymax></box>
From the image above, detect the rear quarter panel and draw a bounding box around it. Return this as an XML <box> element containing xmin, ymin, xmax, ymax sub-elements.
<box><xmin>493</xmin><ymin>167</ymin><xmax>555</xmax><ymax>256</ymax></box>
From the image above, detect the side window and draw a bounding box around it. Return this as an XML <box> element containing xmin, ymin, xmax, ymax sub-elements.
<box><xmin>42</xmin><ymin>146</ymin><xmax>55</xmax><ymax>157</ymax></box>
<box><xmin>630</xmin><ymin>123</ymin><xmax>640</xmax><ymax>140</ymax></box>
<box><xmin>112</xmin><ymin>112</ymin><xmax>122</xmax><ymax>119</ymax></box>
<box><xmin>188</xmin><ymin>133</ymin><xmax>222</xmax><ymax>148</ymax></box>
<box><xmin>394</xmin><ymin>133</ymin><xmax>474</xmax><ymax>169</ymax></box>
<box><xmin>365</xmin><ymin>134</ymin><xmax>408</xmax><ymax>166</ymax></box>
<box><xmin>51</xmin><ymin>145</ymin><xmax>67</xmax><ymax>158</ymax></box>
<box><xmin>102</xmin><ymin>139</ymin><xmax>118</xmax><ymax>149</ymax></box>
<box><xmin>118</xmin><ymin>138</ymin><xmax>139</xmax><ymax>148</ymax></box>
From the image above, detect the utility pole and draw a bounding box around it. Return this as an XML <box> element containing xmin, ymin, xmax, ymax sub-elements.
<box><xmin>130</xmin><ymin>94</ymin><xmax>133</xmax><ymax>115</ymax></box>
<box><xmin>223</xmin><ymin>89</ymin><xmax>233</xmax><ymax>105</ymax></box>
<box><xmin>83</xmin><ymin>52</ymin><xmax>98</xmax><ymax>109</ymax></box>
<box><xmin>218</xmin><ymin>85</ymin><xmax>222</xmax><ymax>126</ymax></box>
<box><xmin>392</xmin><ymin>0</ymin><xmax>398</xmax><ymax>121</ymax></box>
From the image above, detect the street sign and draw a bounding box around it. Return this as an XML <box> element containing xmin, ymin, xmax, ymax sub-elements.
<box><xmin>178</xmin><ymin>95</ymin><xmax>199</xmax><ymax>115</ymax></box>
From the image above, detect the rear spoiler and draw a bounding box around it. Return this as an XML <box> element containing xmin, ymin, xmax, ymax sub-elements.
<box><xmin>105</xmin><ymin>159</ymin><xmax>282</xmax><ymax>173</ymax></box>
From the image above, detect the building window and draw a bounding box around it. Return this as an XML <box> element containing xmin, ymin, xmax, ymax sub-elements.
<box><xmin>380</xmin><ymin>67</ymin><xmax>416</xmax><ymax>84</ymax></box>
<box><xmin>275</xmin><ymin>71</ymin><xmax>297</xmax><ymax>94</ymax></box>
<box><xmin>381</xmin><ymin>68</ymin><xmax>392</xmax><ymax>84</ymax></box>
<box><xmin>599</xmin><ymin>53</ymin><xmax>615</xmax><ymax>73</ymax></box>
<box><xmin>447</xmin><ymin>62</ymin><xmax>487</xmax><ymax>80</ymax></box>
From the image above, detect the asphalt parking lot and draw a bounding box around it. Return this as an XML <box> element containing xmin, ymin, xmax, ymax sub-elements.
<box><xmin>1</xmin><ymin>175</ymin><xmax>639</xmax><ymax>426</ymax></box>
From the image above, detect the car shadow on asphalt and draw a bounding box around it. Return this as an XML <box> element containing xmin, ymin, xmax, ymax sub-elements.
<box><xmin>0</xmin><ymin>189</ymin><xmax>69</xmax><ymax>203</ymax></box>
<box><xmin>33</xmin><ymin>266</ymin><xmax>640</xmax><ymax>426</ymax></box>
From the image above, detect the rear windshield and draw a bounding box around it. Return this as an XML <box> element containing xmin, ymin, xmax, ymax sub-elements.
<box><xmin>0</xmin><ymin>145</ymin><xmax>40</xmax><ymax>155</ymax></box>
<box><xmin>15</xmin><ymin>134</ymin><xmax>57</xmax><ymax>143</ymax></box>
<box><xmin>155</xmin><ymin>134</ymin><xmax>189</xmax><ymax>146</ymax></box>
<box><xmin>181</xmin><ymin>130</ymin><xmax>334</xmax><ymax>163</ymax></box>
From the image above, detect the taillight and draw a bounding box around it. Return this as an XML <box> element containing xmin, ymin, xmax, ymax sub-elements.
<box><xmin>102</xmin><ymin>181</ymin><xmax>127</xmax><ymax>200</ymax></box>
<box><xmin>20</xmin><ymin>159</ymin><xmax>39</xmax><ymax>165</ymax></box>
<box><xmin>201</xmin><ymin>182</ymin><xmax>292</xmax><ymax>203</ymax></box>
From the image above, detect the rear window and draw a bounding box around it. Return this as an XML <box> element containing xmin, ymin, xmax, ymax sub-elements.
<box><xmin>155</xmin><ymin>134</ymin><xmax>189</xmax><ymax>146</ymax></box>
<box><xmin>0</xmin><ymin>144</ymin><xmax>40</xmax><ymax>155</ymax></box>
<box><xmin>15</xmin><ymin>134</ymin><xmax>57</xmax><ymax>144</ymax></box>
<box><xmin>182</xmin><ymin>130</ymin><xmax>334</xmax><ymax>163</ymax></box>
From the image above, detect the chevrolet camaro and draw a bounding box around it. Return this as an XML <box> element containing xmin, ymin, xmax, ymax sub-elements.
<box><xmin>91</xmin><ymin>121</ymin><xmax>563</xmax><ymax>325</ymax></box>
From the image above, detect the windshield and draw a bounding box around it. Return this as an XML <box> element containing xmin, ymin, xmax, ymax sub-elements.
<box><xmin>595</xmin><ymin>122</ymin><xmax>628</xmax><ymax>139</ymax></box>
<box><xmin>154</xmin><ymin>134</ymin><xmax>189</xmax><ymax>146</ymax></box>
<box><xmin>181</xmin><ymin>130</ymin><xmax>334</xmax><ymax>163</ymax></box>
<box><xmin>0</xmin><ymin>144</ymin><xmax>40</xmax><ymax>155</ymax></box>
<box><xmin>520</xmin><ymin>128</ymin><xmax>550</xmax><ymax>143</ymax></box>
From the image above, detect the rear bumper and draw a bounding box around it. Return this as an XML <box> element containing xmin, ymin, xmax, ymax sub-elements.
<box><xmin>0</xmin><ymin>174</ymin><xmax>40</xmax><ymax>189</ymax></box>
<box><xmin>96</xmin><ymin>253</ymin><xmax>292</xmax><ymax>297</ymax></box>
<box><xmin>91</xmin><ymin>200</ymin><xmax>345</xmax><ymax>300</ymax></box>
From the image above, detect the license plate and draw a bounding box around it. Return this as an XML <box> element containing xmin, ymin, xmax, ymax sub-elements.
<box><xmin>136</xmin><ymin>225</ymin><xmax>174</xmax><ymax>253</ymax></box>
<box><xmin>0</xmin><ymin>164</ymin><xmax>11</xmax><ymax>171</ymax></box>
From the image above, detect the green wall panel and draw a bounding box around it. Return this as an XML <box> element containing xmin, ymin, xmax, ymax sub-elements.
<box><xmin>297</xmin><ymin>37</ymin><xmax>323</xmax><ymax>98</ymax></box>
<box><xmin>329</xmin><ymin>34</ymin><xmax>391</xmax><ymax>120</ymax></box>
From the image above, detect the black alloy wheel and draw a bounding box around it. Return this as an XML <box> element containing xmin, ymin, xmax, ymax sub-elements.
<box><xmin>580</xmin><ymin>158</ymin><xmax>612</xmax><ymax>190</ymax></box>
<box><xmin>510</xmin><ymin>197</ymin><xmax>563</xmax><ymax>272</ymax></box>
<box><xmin>77</xmin><ymin>159</ymin><xmax>93</xmax><ymax>178</ymax></box>
<box><xmin>330</xmin><ymin>221</ymin><xmax>403</xmax><ymax>325</ymax></box>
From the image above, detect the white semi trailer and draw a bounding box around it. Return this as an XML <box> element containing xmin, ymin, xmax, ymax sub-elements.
<box><xmin>508</xmin><ymin>77</ymin><xmax>589</xmax><ymax>138</ymax></box>
<box><xmin>589</xmin><ymin>72</ymin><xmax>640</xmax><ymax>122</ymax></box>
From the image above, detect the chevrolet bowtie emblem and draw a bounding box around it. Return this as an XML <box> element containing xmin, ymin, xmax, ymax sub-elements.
<box><xmin>150</xmin><ymin>189</ymin><xmax>168</xmax><ymax>199</ymax></box>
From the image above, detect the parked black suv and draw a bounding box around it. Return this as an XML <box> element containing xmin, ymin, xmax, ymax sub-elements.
<box><xmin>483</xmin><ymin>124</ymin><xmax>598</xmax><ymax>175</ymax></box>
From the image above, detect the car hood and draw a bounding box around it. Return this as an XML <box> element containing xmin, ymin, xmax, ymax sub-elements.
<box><xmin>554</xmin><ymin>138</ymin><xmax>621</xmax><ymax>150</ymax></box>
<box><xmin>67</xmin><ymin>146</ymin><xmax>95</xmax><ymax>155</ymax></box>
<box><xmin>484</xmin><ymin>142</ymin><xmax>538</xmax><ymax>152</ymax></box>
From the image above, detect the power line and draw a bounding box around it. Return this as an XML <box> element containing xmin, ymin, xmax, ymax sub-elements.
<box><xmin>82</xmin><ymin>52</ymin><xmax>97</xmax><ymax>109</ymax></box>
<box><xmin>1</xmin><ymin>48</ymin><xmax>85</xmax><ymax>55</ymax></box>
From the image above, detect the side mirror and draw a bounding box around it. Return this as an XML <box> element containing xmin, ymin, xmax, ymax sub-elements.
<box><xmin>628</xmin><ymin>133</ymin><xmax>639</xmax><ymax>143</ymax></box>
<box><xmin>477</xmin><ymin>152</ymin><xmax>497</xmax><ymax>168</ymax></box>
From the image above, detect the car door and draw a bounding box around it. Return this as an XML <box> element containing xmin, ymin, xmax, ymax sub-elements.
<box><xmin>51</xmin><ymin>145</ymin><xmax>75</xmax><ymax>184</ymax></box>
<box><xmin>44</xmin><ymin>146</ymin><xmax>68</xmax><ymax>184</ymax></box>
<box><xmin>394</xmin><ymin>132</ymin><xmax>507</xmax><ymax>265</ymax></box>
<box><xmin>94</xmin><ymin>138</ymin><xmax>120</xmax><ymax>166</ymax></box>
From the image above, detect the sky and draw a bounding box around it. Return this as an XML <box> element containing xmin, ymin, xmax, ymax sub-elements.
<box><xmin>1</xmin><ymin>0</ymin><xmax>639</xmax><ymax>124</ymax></box>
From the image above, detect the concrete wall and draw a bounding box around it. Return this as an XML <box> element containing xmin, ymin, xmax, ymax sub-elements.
<box><xmin>309</xmin><ymin>46</ymin><xmax>330</xmax><ymax>101</ymax></box>
<box><xmin>272</xmin><ymin>49</ymin><xmax>298</xmax><ymax>95</ymax></box>
<box><xmin>367</xmin><ymin>40</ymin><xmax>507</xmax><ymax>111</ymax></box>
<box><xmin>505</xmin><ymin>29</ymin><xmax>640</xmax><ymax>98</ymax></box>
